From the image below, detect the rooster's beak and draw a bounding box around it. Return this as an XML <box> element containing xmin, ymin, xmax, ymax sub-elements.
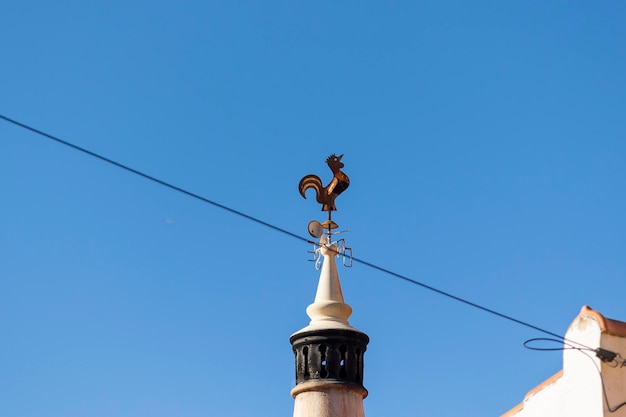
<box><xmin>337</xmin><ymin>154</ymin><xmax>344</xmax><ymax>161</ymax></box>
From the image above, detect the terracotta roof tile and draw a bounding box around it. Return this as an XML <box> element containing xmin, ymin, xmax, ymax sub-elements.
<box><xmin>576</xmin><ymin>305</ymin><xmax>626</xmax><ymax>337</ymax></box>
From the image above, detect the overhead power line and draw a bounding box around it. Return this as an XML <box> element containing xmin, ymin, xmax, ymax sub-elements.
<box><xmin>0</xmin><ymin>112</ymin><xmax>592</xmax><ymax>350</ymax></box>
<box><xmin>0</xmin><ymin>114</ymin><xmax>306</xmax><ymax>243</ymax></box>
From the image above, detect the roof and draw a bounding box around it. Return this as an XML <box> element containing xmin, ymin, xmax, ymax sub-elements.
<box><xmin>501</xmin><ymin>370</ymin><xmax>564</xmax><ymax>417</ymax></box>
<box><xmin>574</xmin><ymin>305</ymin><xmax>626</xmax><ymax>337</ymax></box>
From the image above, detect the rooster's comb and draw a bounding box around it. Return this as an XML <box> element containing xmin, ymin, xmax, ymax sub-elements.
<box><xmin>326</xmin><ymin>153</ymin><xmax>343</xmax><ymax>164</ymax></box>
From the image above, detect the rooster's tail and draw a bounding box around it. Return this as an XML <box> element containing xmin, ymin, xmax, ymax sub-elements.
<box><xmin>298</xmin><ymin>175</ymin><xmax>323</xmax><ymax>203</ymax></box>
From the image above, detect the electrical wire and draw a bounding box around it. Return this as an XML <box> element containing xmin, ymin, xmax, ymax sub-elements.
<box><xmin>0</xmin><ymin>113</ymin><xmax>307</xmax><ymax>244</ymax></box>
<box><xmin>0</xmin><ymin>112</ymin><xmax>591</xmax><ymax>349</ymax></box>
<box><xmin>524</xmin><ymin>337</ymin><xmax>595</xmax><ymax>352</ymax></box>
<box><xmin>351</xmin><ymin>256</ymin><xmax>593</xmax><ymax>350</ymax></box>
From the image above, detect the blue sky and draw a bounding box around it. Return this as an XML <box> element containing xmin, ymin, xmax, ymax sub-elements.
<box><xmin>1</xmin><ymin>2</ymin><xmax>625</xmax><ymax>416</ymax></box>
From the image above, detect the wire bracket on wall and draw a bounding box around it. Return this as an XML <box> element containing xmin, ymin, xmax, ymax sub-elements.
<box><xmin>596</xmin><ymin>348</ymin><xmax>626</xmax><ymax>368</ymax></box>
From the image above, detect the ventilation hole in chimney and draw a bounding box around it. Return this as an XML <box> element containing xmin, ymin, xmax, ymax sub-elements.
<box><xmin>320</xmin><ymin>344</ymin><xmax>328</xmax><ymax>378</ymax></box>
<box><xmin>339</xmin><ymin>345</ymin><xmax>347</xmax><ymax>378</ymax></box>
<box><xmin>303</xmin><ymin>346</ymin><xmax>309</xmax><ymax>378</ymax></box>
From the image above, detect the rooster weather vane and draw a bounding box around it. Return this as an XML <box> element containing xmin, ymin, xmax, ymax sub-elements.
<box><xmin>298</xmin><ymin>153</ymin><xmax>350</xmax><ymax>213</ymax></box>
<box><xmin>299</xmin><ymin>153</ymin><xmax>352</xmax><ymax>269</ymax></box>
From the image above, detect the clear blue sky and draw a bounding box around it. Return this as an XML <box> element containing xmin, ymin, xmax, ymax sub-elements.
<box><xmin>1</xmin><ymin>2</ymin><xmax>625</xmax><ymax>416</ymax></box>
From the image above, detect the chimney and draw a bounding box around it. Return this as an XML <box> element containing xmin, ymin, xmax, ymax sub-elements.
<box><xmin>292</xmin><ymin>154</ymin><xmax>369</xmax><ymax>417</ymax></box>
<box><xmin>290</xmin><ymin>236</ymin><xmax>369</xmax><ymax>417</ymax></box>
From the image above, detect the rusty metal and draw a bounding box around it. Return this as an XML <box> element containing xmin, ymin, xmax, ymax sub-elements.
<box><xmin>298</xmin><ymin>154</ymin><xmax>350</xmax><ymax>212</ymax></box>
<box><xmin>320</xmin><ymin>220</ymin><xmax>338</xmax><ymax>230</ymax></box>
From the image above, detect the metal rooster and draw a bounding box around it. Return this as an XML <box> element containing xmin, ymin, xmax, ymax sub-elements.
<box><xmin>299</xmin><ymin>154</ymin><xmax>350</xmax><ymax>211</ymax></box>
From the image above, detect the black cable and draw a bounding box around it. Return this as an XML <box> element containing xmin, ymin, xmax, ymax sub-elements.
<box><xmin>524</xmin><ymin>337</ymin><xmax>595</xmax><ymax>352</ymax></box>
<box><xmin>0</xmin><ymin>113</ymin><xmax>308</xmax><ymax>244</ymax></box>
<box><xmin>351</xmin><ymin>256</ymin><xmax>593</xmax><ymax>350</ymax></box>
<box><xmin>0</xmin><ymin>113</ymin><xmax>585</xmax><ymax>348</ymax></box>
